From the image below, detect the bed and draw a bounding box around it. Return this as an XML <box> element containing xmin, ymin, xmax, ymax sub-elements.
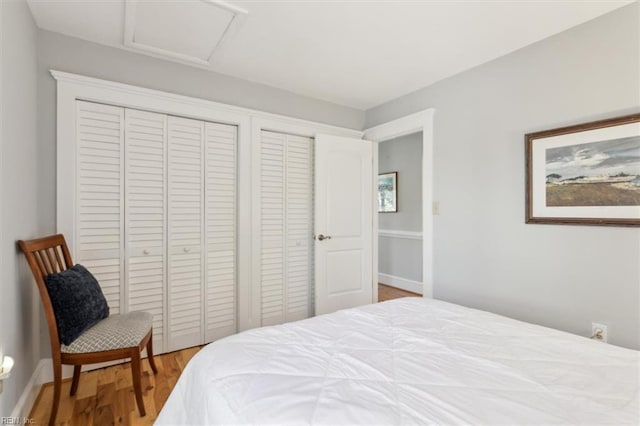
<box><xmin>156</xmin><ymin>297</ymin><xmax>639</xmax><ymax>425</ymax></box>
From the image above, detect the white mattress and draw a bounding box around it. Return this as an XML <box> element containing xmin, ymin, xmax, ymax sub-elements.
<box><xmin>156</xmin><ymin>298</ymin><xmax>639</xmax><ymax>425</ymax></box>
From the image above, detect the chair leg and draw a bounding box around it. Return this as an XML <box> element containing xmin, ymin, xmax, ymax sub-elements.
<box><xmin>130</xmin><ymin>350</ymin><xmax>146</xmax><ymax>417</ymax></box>
<box><xmin>146</xmin><ymin>337</ymin><xmax>158</xmax><ymax>374</ymax></box>
<box><xmin>70</xmin><ymin>365</ymin><xmax>82</xmax><ymax>396</ymax></box>
<box><xmin>49</xmin><ymin>360</ymin><xmax>62</xmax><ymax>426</ymax></box>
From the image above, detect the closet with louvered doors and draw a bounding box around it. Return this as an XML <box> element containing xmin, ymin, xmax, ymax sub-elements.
<box><xmin>73</xmin><ymin>100</ymin><xmax>238</xmax><ymax>355</ymax></box>
<box><xmin>259</xmin><ymin>131</ymin><xmax>314</xmax><ymax>326</ymax></box>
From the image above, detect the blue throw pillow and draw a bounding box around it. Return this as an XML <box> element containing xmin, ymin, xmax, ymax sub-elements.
<box><xmin>44</xmin><ymin>264</ymin><xmax>110</xmax><ymax>345</ymax></box>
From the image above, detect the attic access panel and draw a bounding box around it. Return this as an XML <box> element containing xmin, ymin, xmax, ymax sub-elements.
<box><xmin>124</xmin><ymin>0</ymin><xmax>247</xmax><ymax>66</ymax></box>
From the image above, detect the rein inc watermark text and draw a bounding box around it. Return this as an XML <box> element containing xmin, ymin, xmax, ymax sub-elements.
<box><xmin>1</xmin><ymin>418</ymin><xmax>34</xmax><ymax>425</ymax></box>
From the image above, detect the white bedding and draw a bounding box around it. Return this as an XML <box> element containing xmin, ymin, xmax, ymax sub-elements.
<box><xmin>156</xmin><ymin>298</ymin><xmax>639</xmax><ymax>425</ymax></box>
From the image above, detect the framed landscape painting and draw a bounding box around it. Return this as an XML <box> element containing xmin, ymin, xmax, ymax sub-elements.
<box><xmin>378</xmin><ymin>172</ymin><xmax>397</xmax><ymax>213</ymax></box>
<box><xmin>526</xmin><ymin>114</ymin><xmax>640</xmax><ymax>226</ymax></box>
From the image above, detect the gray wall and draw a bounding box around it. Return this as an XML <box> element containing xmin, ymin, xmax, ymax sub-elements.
<box><xmin>378</xmin><ymin>132</ymin><xmax>423</xmax><ymax>232</ymax></box>
<box><xmin>378</xmin><ymin>133</ymin><xmax>423</xmax><ymax>284</ymax></box>
<box><xmin>0</xmin><ymin>0</ymin><xmax>42</xmax><ymax>415</ymax></box>
<box><xmin>379</xmin><ymin>237</ymin><xmax>422</xmax><ymax>284</ymax></box>
<box><xmin>367</xmin><ymin>4</ymin><xmax>640</xmax><ymax>349</ymax></box>
<box><xmin>38</xmin><ymin>30</ymin><xmax>363</xmax><ymax>129</ymax></box>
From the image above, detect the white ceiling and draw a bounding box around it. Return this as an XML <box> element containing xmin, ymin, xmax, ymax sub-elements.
<box><xmin>27</xmin><ymin>0</ymin><xmax>633</xmax><ymax>110</ymax></box>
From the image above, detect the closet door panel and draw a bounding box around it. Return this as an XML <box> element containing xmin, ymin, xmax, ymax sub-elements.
<box><xmin>204</xmin><ymin>122</ymin><xmax>237</xmax><ymax>341</ymax></box>
<box><xmin>260</xmin><ymin>131</ymin><xmax>286</xmax><ymax>326</ymax></box>
<box><xmin>259</xmin><ymin>131</ymin><xmax>314</xmax><ymax>326</ymax></box>
<box><xmin>76</xmin><ymin>101</ymin><xmax>125</xmax><ymax>314</ymax></box>
<box><xmin>167</xmin><ymin>116</ymin><xmax>204</xmax><ymax>351</ymax></box>
<box><xmin>285</xmin><ymin>135</ymin><xmax>314</xmax><ymax>321</ymax></box>
<box><xmin>125</xmin><ymin>108</ymin><xmax>167</xmax><ymax>353</ymax></box>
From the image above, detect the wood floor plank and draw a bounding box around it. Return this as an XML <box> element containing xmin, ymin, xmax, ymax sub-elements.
<box><xmin>95</xmin><ymin>383</ymin><xmax>116</xmax><ymax>409</ymax></box>
<box><xmin>29</xmin><ymin>383</ymin><xmax>53</xmax><ymax>423</ymax></box>
<box><xmin>139</xmin><ymin>379</ymin><xmax>157</xmax><ymax>426</ymax></box>
<box><xmin>75</xmin><ymin>371</ymin><xmax>98</xmax><ymax>400</ymax></box>
<box><xmin>162</xmin><ymin>354</ymin><xmax>181</xmax><ymax>390</ymax></box>
<box><xmin>71</xmin><ymin>396</ymin><xmax>95</xmax><ymax>426</ymax></box>
<box><xmin>113</xmin><ymin>388</ymin><xmax>133</xmax><ymax>425</ymax></box>
<box><xmin>93</xmin><ymin>405</ymin><xmax>114</xmax><ymax>426</ymax></box>
<box><xmin>114</xmin><ymin>364</ymin><xmax>134</xmax><ymax>391</ymax></box>
<box><xmin>97</xmin><ymin>364</ymin><xmax>116</xmax><ymax>388</ymax></box>
<box><xmin>378</xmin><ymin>283</ymin><xmax>421</xmax><ymax>302</ymax></box>
<box><xmin>152</xmin><ymin>367</ymin><xmax>172</xmax><ymax>414</ymax></box>
<box><xmin>56</xmin><ymin>381</ymin><xmax>75</xmax><ymax>425</ymax></box>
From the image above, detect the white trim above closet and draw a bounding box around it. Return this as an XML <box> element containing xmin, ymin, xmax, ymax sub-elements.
<box><xmin>53</xmin><ymin>70</ymin><xmax>362</xmax><ymax>341</ymax></box>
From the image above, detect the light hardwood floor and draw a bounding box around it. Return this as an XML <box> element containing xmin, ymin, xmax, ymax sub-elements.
<box><xmin>378</xmin><ymin>283</ymin><xmax>421</xmax><ymax>302</ymax></box>
<box><xmin>30</xmin><ymin>284</ymin><xmax>419</xmax><ymax>424</ymax></box>
<box><xmin>29</xmin><ymin>346</ymin><xmax>201</xmax><ymax>425</ymax></box>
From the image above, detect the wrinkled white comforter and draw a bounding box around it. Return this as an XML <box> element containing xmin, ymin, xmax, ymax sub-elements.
<box><xmin>156</xmin><ymin>298</ymin><xmax>639</xmax><ymax>425</ymax></box>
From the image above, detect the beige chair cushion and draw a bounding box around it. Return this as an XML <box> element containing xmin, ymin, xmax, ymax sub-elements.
<box><xmin>61</xmin><ymin>311</ymin><xmax>152</xmax><ymax>354</ymax></box>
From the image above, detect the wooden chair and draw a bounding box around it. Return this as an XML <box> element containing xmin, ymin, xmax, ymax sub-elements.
<box><xmin>18</xmin><ymin>234</ymin><xmax>157</xmax><ymax>426</ymax></box>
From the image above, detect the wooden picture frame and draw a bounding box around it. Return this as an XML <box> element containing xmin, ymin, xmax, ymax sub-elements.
<box><xmin>378</xmin><ymin>172</ymin><xmax>398</xmax><ymax>213</ymax></box>
<box><xmin>526</xmin><ymin>114</ymin><xmax>640</xmax><ymax>227</ymax></box>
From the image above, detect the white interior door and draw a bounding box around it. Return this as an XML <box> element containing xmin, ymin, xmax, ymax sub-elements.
<box><xmin>315</xmin><ymin>134</ymin><xmax>373</xmax><ymax>315</ymax></box>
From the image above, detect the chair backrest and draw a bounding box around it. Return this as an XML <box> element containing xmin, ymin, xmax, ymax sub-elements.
<box><xmin>18</xmin><ymin>234</ymin><xmax>74</xmax><ymax>278</ymax></box>
<box><xmin>18</xmin><ymin>234</ymin><xmax>75</xmax><ymax>354</ymax></box>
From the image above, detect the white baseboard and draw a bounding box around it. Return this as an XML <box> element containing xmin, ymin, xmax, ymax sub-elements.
<box><xmin>38</xmin><ymin>359</ymin><xmax>75</xmax><ymax>385</ymax></box>
<box><xmin>378</xmin><ymin>273</ymin><xmax>423</xmax><ymax>295</ymax></box>
<box><xmin>38</xmin><ymin>357</ymin><xmax>134</xmax><ymax>385</ymax></box>
<box><xmin>10</xmin><ymin>359</ymin><xmax>48</xmax><ymax>419</ymax></box>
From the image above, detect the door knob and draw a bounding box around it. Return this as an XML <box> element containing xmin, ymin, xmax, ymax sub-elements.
<box><xmin>315</xmin><ymin>234</ymin><xmax>331</xmax><ymax>241</ymax></box>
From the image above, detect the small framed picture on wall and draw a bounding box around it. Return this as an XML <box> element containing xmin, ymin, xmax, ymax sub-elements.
<box><xmin>378</xmin><ymin>172</ymin><xmax>397</xmax><ymax>213</ymax></box>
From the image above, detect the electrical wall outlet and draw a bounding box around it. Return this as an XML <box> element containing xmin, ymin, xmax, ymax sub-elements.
<box><xmin>591</xmin><ymin>322</ymin><xmax>608</xmax><ymax>343</ymax></box>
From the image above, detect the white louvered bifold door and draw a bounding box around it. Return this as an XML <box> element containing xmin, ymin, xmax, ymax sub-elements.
<box><xmin>167</xmin><ymin>116</ymin><xmax>204</xmax><ymax>351</ymax></box>
<box><xmin>75</xmin><ymin>101</ymin><xmax>125</xmax><ymax>314</ymax></box>
<box><xmin>204</xmin><ymin>122</ymin><xmax>237</xmax><ymax>341</ymax></box>
<box><xmin>260</xmin><ymin>131</ymin><xmax>314</xmax><ymax>326</ymax></box>
<box><xmin>285</xmin><ymin>134</ymin><xmax>314</xmax><ymax>321</ymax></box>
<box><xmin>71</xmin><ymin>102</ymin><xmax>240</xmax><ymax>354</ymax></box>
<box><xmin>260</xmin><ymin>131</ymin><xmax>285</xmax><ymax>325</ymax></box>
<box><xmin>125</xmin><ymin>109</ymin><xmax>167</xmax><ymax>353</ymax></box>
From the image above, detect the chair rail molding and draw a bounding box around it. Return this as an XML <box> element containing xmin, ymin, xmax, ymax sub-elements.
<box><xmin>378</xmin><ymin>229</ymin><xmax>423</xmax><ymax>240</ymax></box>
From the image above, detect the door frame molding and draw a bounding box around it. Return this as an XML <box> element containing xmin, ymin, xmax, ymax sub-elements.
<box><xmin>363</xmin><ymin>109</ymin><xmax>435</xmax><ymax>298</ymax></box>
